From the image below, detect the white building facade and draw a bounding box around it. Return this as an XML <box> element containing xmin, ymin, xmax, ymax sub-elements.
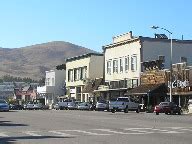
<box><xmin>102</xmin><ymin>31</ymin><xmax>192</xmax><ymax>98</ymax></box>
<box><xmin>66</xmin><ymin>53</ymin><xmax>104</xmax><ymax>102</ymax></box>
<box><xmin>37</xmin><ymin>69</ymin><xmax>66</xmax><ymax>105</ymax></box>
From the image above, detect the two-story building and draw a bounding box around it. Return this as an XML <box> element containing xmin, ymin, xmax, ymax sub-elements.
<box><xmin>37</xmin><ymin>69</ymin><xmax>66</xmax><ymax>105</ymax></box>
<box><xmin>66</xmin><ymin>53</ymin><xmax>104</xmax><ymax>102</ymax></box>
<box><xmin>100</xmin><ymin>31</ymin><xmax>192</xmax><ymax>100</ymax></box>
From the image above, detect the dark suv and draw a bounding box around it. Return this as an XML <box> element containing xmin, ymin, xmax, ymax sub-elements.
<box><xmin>154</xmin><ymin>102</ymin><xmax>181</xmax><ymax>115</ymax></box>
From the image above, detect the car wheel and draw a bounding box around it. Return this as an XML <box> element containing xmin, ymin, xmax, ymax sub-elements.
<box><xmin>111</xmin><ymin>109</ymin><xmax>115</xmax><ymax>113</ymax></box>
<box><xmin>124</xmin><ymin>107</ymin><xmax>128</xmax><ymax>113</ymax></box>
<box><xmin>156</xmin><ymin>112</ymin><xmax>159</xmax><ymax>115</ymax></box>
<box><xmin>136</xmin><ymin>107</ymin><xmax>140</xmax><ymax>113</ymax></box>
<box><xmin>170</xmin><ymin>110</ymin><xmax>174</xmax><ymax>115</ymax></box>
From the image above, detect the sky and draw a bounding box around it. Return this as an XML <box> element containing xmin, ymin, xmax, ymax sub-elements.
<box><xmin>0</xmin><ymin>0</ymin><xmax>191</xmax><ymax>52</ymax></box>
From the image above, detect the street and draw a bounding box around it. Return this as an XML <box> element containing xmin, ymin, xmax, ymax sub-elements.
<box><xmin>0</xmin><ymin>110</ymin><xmax>192</xmax><ymax>144</ymax></box>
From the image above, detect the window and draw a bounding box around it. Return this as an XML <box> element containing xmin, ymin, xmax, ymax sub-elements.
<box><xmin>131</xmin><ymin>55</ymin><xmax>137</xmax><ymax>71</ymax></box>
<box><xmin>52</xmin><ymin>78</ymin><xmax>54</xmax><ymax>86</ymax></box>
<box><xmin>127</xmin><ymin>79</ymin><xmax>138</xmax><ymax>88</ymax></box>
<box><xmin>68</xmin><ymin>69</ymin><xmax>73</xmax><ymax>82</ymax></box>
<box><xmin>79</xmin><ymin>67</ymin><xmax>83</xmax><ymax>80</ymax></box>
<box><xmin>107</xmin><ymin>60</ymin><xmax>112</xmax><ymax>74</ymax></box>
<box><xmin>125</xmin><ymin>56</ymin><xmax>129</xmax><ymax>72</ymax></box>
<box><xmin>113</xmin><ymin>59</ymin><xmax>118</xmax><ymax>73</ymax></box>
<box><xmin>74</xmin><ymin>68</ymin><xmax>77</xmax><ymax>81</ymax></box>
<box><xmin>181</xmin><ymin>57</ymin><xmax>187</xmax><ymax>63</ymax></box>
<box><xmin>120</xmin><ymin>58</ymin><xmax>123</xmax><ymax>73</ymax></box>
<box><xmin>132</xmin><ymin>79</ymin><xmax>138</xmax><ymax>88</ymax></box>
<box><xmin>83</xmin><ymin>66</ymin><xmax>87</xmax><ymax>79</ymax></box>
<box><xmin>46</xmin><ymin>78</ymin><xmax>50</xmax><ymax>86</ymax></box>
<box><xmin>158</xmin><ymin>55</ymin><xmax>165</xmax><ymax>63</ymax></box>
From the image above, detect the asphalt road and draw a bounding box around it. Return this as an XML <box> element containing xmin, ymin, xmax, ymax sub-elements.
<box><xmin>0</xmin><ymin>110</ymin><xmax>192</xmax><ymax>144</ymax></box>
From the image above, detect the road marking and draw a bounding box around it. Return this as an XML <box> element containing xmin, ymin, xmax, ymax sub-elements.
<box><xmin>64</xmin><ymin>130</ymin><xmax>111</xmax><ymax>136</ymax></box>
<box><xmin>124</xmin><ymin>128</ymin><xmax>183</xmax><ymax>134</ymax></box>
<box><xmin>23</xmin><ymin>131</ymin><xmax>41</xmax><ymax>136</ymax></box>
<box><xmin>93</xmin><ymin>129</ymin><xmax>147</xmax><ymax>135</ymax></box>
<box><xmin>171</xmin><ymin>127</ymin><xmax>192</xmax><ymax>132</ymax></box>
<box><xmin>0</xmin><ymin>132</ymin><xmax>9</xmax><ymax>137</ymax></box>
<box><xmin>49</xmin><ymin>130</ymin><xmax>76</xmax><ymax>137</ymax></box>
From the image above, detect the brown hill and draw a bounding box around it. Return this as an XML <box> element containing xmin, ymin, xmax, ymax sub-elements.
<box><xmin>0</xmin><ymin>41</ymin><xmax>96</xmax><ymax>80</ymax></box>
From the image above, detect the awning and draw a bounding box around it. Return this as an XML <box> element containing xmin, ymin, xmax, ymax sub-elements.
<box><xmin>167</xmin><ymin>91</ymin><xmax>192</xmax><ymax>96</ymax></box>
<box><xmin>93</xmin><ymin>87</ymin><xmax>128</xmax><ymax>92</ymax></box>
<box><xmin>127</xmin><ymin>83</ymin><xmax>167</xmax><ymax>95</ymax></box>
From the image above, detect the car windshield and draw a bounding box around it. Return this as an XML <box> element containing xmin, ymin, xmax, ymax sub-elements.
<box><xmin>79</xmin><ymin>102</ymin><xmax>88</xmax><ymax>106</ymax></box>
<box><xmin>28</xmin><ymin>101</ymin><xmax>33</xmax><ymax>104</ymax></box>
<box><xmin>0</xmin><ymin>100</ymin><xmax>6</xmax><ymax>103</ymax></box>
<box><xmin>97</xmin><ymin>100</ymin><xmax>106</xmax><ymax>104</ymax></box>
<box><xmin>117</xmin><ymin>98</ymin><xmax>128</xmax><ymax>101</ymax></box>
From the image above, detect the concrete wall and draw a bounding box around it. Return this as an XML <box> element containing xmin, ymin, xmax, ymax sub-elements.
<box><xmin>89</xmin><ymin>55</ymin><xmax>104</xmax><ymax>79</ymax></box>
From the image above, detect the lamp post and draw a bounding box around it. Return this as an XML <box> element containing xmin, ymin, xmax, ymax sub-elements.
<box><xmin>151</xmin><ymin>26</ymin><xmax>173</xmax><ymax>102</ymax></box>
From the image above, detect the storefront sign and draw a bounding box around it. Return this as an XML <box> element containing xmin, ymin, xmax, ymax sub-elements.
<box><xmin>168</xmin><ymin>80</ymin><xmax>189</xmax><ymax>88</ymax></box>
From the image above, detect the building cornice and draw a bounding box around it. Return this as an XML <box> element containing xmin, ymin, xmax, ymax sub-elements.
<box><xmin>66</xmin><ymin>53</ymin><xmax>103</xmax><ymax>62</ymax></box>
<box><xmin>102</xmin><ymin>38</ymin><xmax>140</xmax><ymax>50</ymax></box>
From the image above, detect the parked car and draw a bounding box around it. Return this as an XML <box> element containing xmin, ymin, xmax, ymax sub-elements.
<box><xmin>26</xmin><ymin>101</ymin><xmax>34</xmax><ymax>110</ymax></box>
<box><xmin>95</xmin><ymin>100</ymin><xmax>108</xmax><ymax>111</ymax></box>
<box><xmin>154</xmin><ymin>102</ymin><xmax>181</xmax><ymax>115</ymax></box>
<box><xmin>58</xmin><ymin>99</ymin><xmax>73</xmax><ymax>110</ymax></box>
<box><xmin>67</xmin><ymin>101</ymin><xmax>79</xmax><ymax>110</ymax></box>
<box><xmin>9</xmin><ymin>104</ymin><xmax>24</xmax><ymax>110</ymax></box>
<box><xmin>0</xmin><ymin>99</ymin><xmax>9</xmax><ymax>112</ymax></box>
<box><xmin>33</xmin><ymin>102</ymin><xmax>43</xmax><ymax>110</ymax></box>
<box><xmin>109</xmin><ymin>97</ymin><xmax>140</xmax><ymax>113</ymax></box>
<box><xmin>53</xmin><ymin>103</ymin><xmax>60</xmax><ymax>110</ymax></box>
<box><xmin>77</xmin><ymin>102</ymin><xmax>92</xmax><ymax>110</ymax></box>
<box><xmin>25</xmin><ymin>101</ymin><xmax>43</xmax><ymax>110</ymax></box>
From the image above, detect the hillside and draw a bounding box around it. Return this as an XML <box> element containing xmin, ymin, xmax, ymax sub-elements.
<box><xmin>0</xmin><ymin>41</ymin><xmax>95</xmax><ymax>80</ymax></box>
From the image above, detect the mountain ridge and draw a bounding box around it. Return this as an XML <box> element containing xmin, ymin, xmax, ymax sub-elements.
<box><xmin>0</xmin><ymin>41</ymin><xmax>96</xmax><ymax>80</ymax></box>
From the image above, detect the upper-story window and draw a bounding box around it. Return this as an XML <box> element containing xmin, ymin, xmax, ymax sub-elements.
<box><xmin>68</xmin><ymin>69</ymin><xmax>73</xmax><ymax>82</ymax></box>
<box><xmin>74</xmin><ymin>68</ymin><xmax>77</xmax><ymax>81</ymax></box>
<box><xmin>125</xmin><ymin>56</ymin><xmax>129</xmax><ymax>72</ymax></box>
<box><xmin>107</xmin><ymin>60</ymin><xmax>112</xmax><ymax>74</ymax></box>
<box><xmin>83</xmin><ymin>66</ymin><xmax>87</xmax><ymax>79</ymax></box>
<box><xmin>119</xmin><ymin>58</ymin><xmax>123</xmax><ymax>73</ymax></box>
<box><xmin>180</xmin><ymin>56</ymin><xmax>187</xmax><ymax>63</ymax></box>
<box><xmin>46</xmin><ymin>78</ymin><xmax>50</xmax><ymax>86</ymax></box>
<box><xmin>52</xmin><ymin>78</ymin><xmax>55</xmax><ymax>86</ymax></box>
<box><xmin>158</xmin><ymin>55</ymin><xmax>165</xmax><ymax>63</ymax></box>
<box><xmin>131</xmin><ymin>55</ymin><xmax>137</xmax><ymax>71</ymax></box>
<box><xmin>113</xmin><ymin>59</ymin><xmax>118</xmax><ymax>73</ymax></box>
<box><xmin>79</xmin><ymin>67</ymin><xmax>83</xmax><ymax>80</ymax></box>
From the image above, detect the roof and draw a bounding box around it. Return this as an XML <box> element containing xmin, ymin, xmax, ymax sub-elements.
<box><xmin>66</xmin><ymin>53</ymin><xmax>103</xmax><ymax>62</ymax></box>
<box><xmin>82</xmin><ymin>78</ymin><xmax>103</xmax><ymax>93</ymax></box>
<box><xmin>102</xmin><ymin>38</ymin><xmax>140</xmax><ymax>49</ymax></box>
<box><xmin>103</xmin><ymin>36</ymin><xmax>192</xmax><ymax>50</ymax></box>
<box><xmin>127</xmin><ymin>83</ymin><xmax>167</xmax><ymax>95</ymax></box>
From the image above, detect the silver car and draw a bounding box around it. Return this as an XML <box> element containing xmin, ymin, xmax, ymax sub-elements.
<box><xmin>0</xmin><ymin>99</ymin><xmax>9</xmax><ymax>112</ymax></box>
<box><xmin>95</xmin><ymin>100</ymin><xmax>108</xmax><ymax>111</ymax></box>
<box><xmin>77</xmin><ymin>102</ymin><xmax>92</xmax><ymax>110</ymax></box>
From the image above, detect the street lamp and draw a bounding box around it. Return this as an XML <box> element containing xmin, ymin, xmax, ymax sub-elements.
<box><xmin>151</xmin><ymin>26</ymin><xmax>173</xmax><ymax>102</ymax></box>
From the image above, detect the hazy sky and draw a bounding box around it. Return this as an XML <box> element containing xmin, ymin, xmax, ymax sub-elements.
<box><xmin>0</xmin><ymin>0</ymin><xmax>191</xmax><ymax>52</ymax></box>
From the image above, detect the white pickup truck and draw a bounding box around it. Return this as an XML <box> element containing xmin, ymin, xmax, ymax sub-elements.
<box><xmin>109</xmin><ymin>97</ymin><xmax>140</xmax><ymax>113</ymax></box>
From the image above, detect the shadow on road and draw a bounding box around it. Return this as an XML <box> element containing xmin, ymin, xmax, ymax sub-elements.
<box><xmin>0</xmin><ymin>121</ymin><xmax>28</xmax><ymax>127</ymax></box>
<box><xmin>0</xmin><ymin>135</ymin><xmax>75</xmax><ymax>144</ymax></box>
